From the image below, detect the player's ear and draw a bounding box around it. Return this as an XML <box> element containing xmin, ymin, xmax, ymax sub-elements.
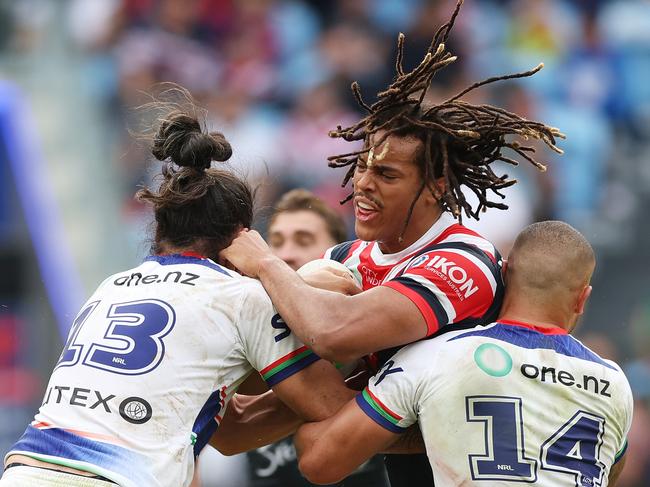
<box><xmin>575</xmin><ymin>285</ymin><xmax>592</xmax><ymax>315</ymax></box>
<box><xmin>426</xmin><ymin>178</ymin><xmax>446</xmax><ymax>204</ymax></box>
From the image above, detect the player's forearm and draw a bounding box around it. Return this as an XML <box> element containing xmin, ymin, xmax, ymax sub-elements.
<box><xmin>258</xmin><ymin>257</ymin><xmax>358</xmax><ymax>362</ymax></box>
<box><xmin>209</xmin><ymin>392</ymin><xmax>301</xmax><ymax>455</ymax></box>
<box><xmin>295</xmin><ymin>405</ymin><xmax>399</xmax><ymax>485</ymax></box>
<box><xmin>295</xmin><ymin>421</ymin><xmax>354</xmax><ymax>485</ymax></box>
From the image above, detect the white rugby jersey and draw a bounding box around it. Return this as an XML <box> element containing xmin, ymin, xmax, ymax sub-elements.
<box><xmin>358</xmin><ymin>320</ymin><xmax>633</xmax><ymax>486</ymax></box>
<box><xmin>6</xmin><ymin>254</ymin><xmax>318</xmax><ymax>487</ymax></box>
<box><xmin>325</xmin><ymin>213</ymin><xmax>504</xmax><ymax>339</ymax></box>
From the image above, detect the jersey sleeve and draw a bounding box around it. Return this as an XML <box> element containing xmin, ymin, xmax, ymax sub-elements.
<box><xmin>237</xmin><ymin>282</ymin><xmax>320</xmax><ymax>387</ymax></box>
<box><xmin>322</xmin><ymin>245</ymin><xmax>336</xmax><ymax>260</ymax></box>
<box><xmin>323</xmin><ymin>240</ymin><xmax>356</xmax><ymax>263</ymax></box>
<box><xmin>382</xmin><ymin>247</ymin><xmax>501</xmax><ymax>336</ymax></box>
<box><xmin>356</xmin><ymin>347</ymin><xmax>424</xmax><ymax>433</ymax></box>
<box><xmin>614</xmin><ymin>367</ymin><xmax>634</xmax><ymax>464</ymax></box>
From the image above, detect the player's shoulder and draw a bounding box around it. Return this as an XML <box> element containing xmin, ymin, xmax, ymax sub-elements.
<box><xmin>142</xmin><ymin>254</ymin><xmax>236</xmax><ymax>277</ymax></box>
<box><xmin>400</xmin><ymin>243</ymin><xmax>502</xmax><ymax>299</ymax></box>
<box><xmin>231</xmin><ymin>275</ymin><xmax>276</xmax><ymax>320</ymax></box>
<box><xmin>325</xmin><ymin>239</ymin><xmax>365</xmax><ymax>263</ymax></box>
<box><xmin>434</xmin><ymin>222</ymin><xmax>498</xmax><ymax>262</ymax></box>
<box><xmin>564</xmin><ymin>334</ymin><xmax>627</xmax><ymax>372</ymax></box>
<box><xmin>402</xmin><ymin>219</ymin><xmax>498</xmax><ymax>266</ymax></box>
<box><xmin>104</xmin><ymin>255</ymin><xmax>237</xmax><ymax>288</ymax></box>
<box><xmin>237</xmin><ymin>274</ymin><xmax>271</xmax><ymax>300</ymax></box>
<box><xmin>405</xmin><ymin>224</ymin><xmax>503</xmax><ymax>280</ymax></box>
<box><xmin>581</xmin><ymin>346</ymin><xmax>635</xmax><ymax>417</ymax></box>
<box><xmin>603</xmin><ymin>357</ymin><xmax>625</xmax><ymax>375</ymax></box>
<box><xmin>390</xmin><ymin>325</ymin><xmax>473</xmax><ymax>366</ymax></box>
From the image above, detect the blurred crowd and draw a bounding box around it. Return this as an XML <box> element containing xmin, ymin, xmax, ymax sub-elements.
<box><xmin>1</xmin><ymin>0</ymin><xmax>650</xmax><ymax>486</ymax></box>
<box><xmin>58</xmin><ymin>0</ymin><xmax>650</xmax><ymax>231</ymax></box>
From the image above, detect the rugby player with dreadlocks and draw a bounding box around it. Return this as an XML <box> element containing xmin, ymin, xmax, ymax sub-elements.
<box><xmin>221</xmin><ymin>2</ymin><xmax>564</xmax><ymax>485</ymax></box>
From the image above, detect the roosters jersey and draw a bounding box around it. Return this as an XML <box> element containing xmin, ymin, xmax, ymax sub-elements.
<box><xmin>325</xmin><ymin>212</ymin><xmax>504</xmax><ymax>341</ymax></box>
<box><xmin>6</xmin><ymin>254</ymin><xmax>318</xmax><ymax>487</ymax></box>
<box><xmin>358</xmin><ymin>320</ymin><xmax>633</xmax><ymax>486</ymax></box>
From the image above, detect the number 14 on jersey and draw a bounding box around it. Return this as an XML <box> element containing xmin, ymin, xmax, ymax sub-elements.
<box><xmin>467</xmin><ymin>395</ymin><xmax>606</xmax><ymax>486</ymax></box>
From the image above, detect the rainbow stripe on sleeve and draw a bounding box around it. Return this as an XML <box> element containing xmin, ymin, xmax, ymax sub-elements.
<box><xmin>260</xmin><ymin>346</ymin><xmax>320</xmax><ymax>387</ymax></box>
<box><xmin>356</xmin><ymin>387</ymin><xmax>408</xmax><ymax>434</ymax></box>
<box><xmin>614</xmin><ymin>439</ymin><xmax>628</xmax><ymax>464</ymax></box>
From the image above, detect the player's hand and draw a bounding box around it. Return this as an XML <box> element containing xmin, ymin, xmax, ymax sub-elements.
<box><xmin>302</xmin><ymin>268</ymin><xmax>362</xmax><ymax>296</ymax></box>
<box><xmin>220</xmin><ymin>229</ymin><xmax>277</xmax><ymax>278</ymax></box>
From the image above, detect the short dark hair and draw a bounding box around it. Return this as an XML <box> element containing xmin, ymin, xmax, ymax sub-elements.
<box><xmin>509</xmin><ymin>220</ymin><xmax>595</xmax><ymax>293</ymax></box>
<box><xmin>137</xmin><ymin>96</ymin><xmax>254</xmax><ymax>259</ymax></box>
<box><xmin>270</xmin><ymin>189</ymin><xmax>348</xmax><ymax>244</ymax></box>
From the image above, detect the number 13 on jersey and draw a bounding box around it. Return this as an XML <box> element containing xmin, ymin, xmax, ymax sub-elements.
<box><xmin>56</xmin><ymin>299</ymin><xmax>176</xmax><ymax>375</ymax></box>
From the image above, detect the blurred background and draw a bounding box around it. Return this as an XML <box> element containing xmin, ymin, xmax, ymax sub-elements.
<box><xmin>0</xmin><ymin>0</ymin><xmax>649</xmax><ymax>485</ymax></box>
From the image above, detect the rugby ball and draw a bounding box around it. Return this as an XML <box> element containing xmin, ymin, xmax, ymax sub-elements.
<box><xmin>296</xmin><ymin>258</ymin><xmax>361</xmax><ymax>286</ymax></box>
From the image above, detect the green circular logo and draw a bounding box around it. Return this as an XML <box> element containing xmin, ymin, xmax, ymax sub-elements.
<box><xmin>474</xmin><ymin>343</ymin><xmax>513</xmax><ymax>377</ymax></box>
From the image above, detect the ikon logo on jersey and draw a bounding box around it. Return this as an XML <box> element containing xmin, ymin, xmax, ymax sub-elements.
<box><xmin>420</xmin><ymin>255</ymin><xmax>480</xmax><ymax>299</ymax></box>
<box><xmin>42</xmin><ymin>385</ymin><xmax>154</xmax><ymax>424</ymax></box>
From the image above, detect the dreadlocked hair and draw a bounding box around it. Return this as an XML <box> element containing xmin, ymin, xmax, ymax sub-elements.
<box><xmin>328</xmin><ymin>0</ymin><xmax>564</xmax><ymax>230</ymax></box>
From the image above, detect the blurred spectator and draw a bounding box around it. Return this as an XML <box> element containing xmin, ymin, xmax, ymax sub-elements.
<box><xmin>561</xmin><ymin>11</ymin><xmax>625</xmax><ymax>121</ymax></box>
<box><xmin>318</xmin><ymin>21</ymin><xmax>391</xmax><ymax>104</ymax></box>
<box><xmin>0</xmin><ymin>3</ymin><xmax>14</xmax><ymax>51</ymax></box>
<box><xmin>598</xmin><ymin>0</ymin><xmax>650</xmax><ymax>128</ymax></box>
<box><xmin>205</xmin><ymin>85</ymin><xmax>284</xmax><ymax>191</ymax></box>
<box><xmin>114</xmin><ymin>0</ymin><xmax>221</xmax><ymax>107</ymax></box>
<box><xmin>266</xmin><ymin>188</ymin><xmax>348</xmax><ymax>270</ymax></box>
<box><xmin>276</xmin><ymin>80</ymin><xmax>360</xmax><ymax>213</ymax></box>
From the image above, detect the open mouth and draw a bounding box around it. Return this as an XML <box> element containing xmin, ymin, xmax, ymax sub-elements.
<box><xmin>354</xmin><ymin>198</ymin><xmax>379</xmax><ymax>222</ymax></box>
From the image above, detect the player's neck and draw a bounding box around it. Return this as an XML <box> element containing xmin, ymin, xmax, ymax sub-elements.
<box><xmin>499</xmin><ymin>299</ymin><xmax>572</xmax><ymax>333</ymax></box>
<box><xmin>377</xmin><ymin>207</ymin><xmax>443</xmax><ymax>254</ymax></box>
<box><xmin>157</xmin><ymin>242</ymin><xmax>203</xmax><ymax>257</ymax></box>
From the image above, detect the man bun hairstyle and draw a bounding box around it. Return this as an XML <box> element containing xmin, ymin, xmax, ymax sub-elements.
<box><xmin>137</xmin><ymin>87</ymin><xmax>253</xmax><ymax>258</ymax></box>
<box><xmin>151</xmin><ymin>112</ymin><xmax>232</xmax><ymax>170</ymax></box>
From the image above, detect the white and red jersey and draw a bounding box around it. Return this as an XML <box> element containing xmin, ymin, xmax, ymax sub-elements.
<box><xmin>5</xmin><ymin>254</ymin><xmax>318</xmax><ymax>487</ymax></box>
<box><xmin>324</xmin><ymin>213</ymin><xmax>504</xmax><ymax>339</ymax></box>
<box><xmin>358</xmin><ymin>320</ymin><xmax>633</xmax><ymax>486</ymax></box>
